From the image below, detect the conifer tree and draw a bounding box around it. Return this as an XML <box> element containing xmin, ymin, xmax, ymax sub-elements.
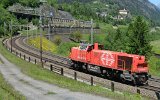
<box><xmin>127</xmin><ymin>16</ymin><xmax>152</xmax><ymax>60</ymax></box>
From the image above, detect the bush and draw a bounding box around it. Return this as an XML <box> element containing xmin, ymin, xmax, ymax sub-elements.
<box><xmin>70</xmin><ymin>31</ymin><xmax>82</xmax><ymax>42</ymax></box>
<box><xmin>53</xmin><ymin>35</ymin><xmax>62</xmax><ymax>45</ymax></box>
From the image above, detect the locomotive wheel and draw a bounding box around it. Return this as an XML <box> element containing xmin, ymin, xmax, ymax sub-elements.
<box><xmin>132</xmin><ymin>80</ymin><xmax>137</xmax><ymax>86</ymax></box>
<box><xmin>121</xmin><ymin>78</ymin><xmax>126</xmax><ymax>83</ymax></box>
<box><xmin>73</xmin><ymin>63</ymin><xmax>78</xmax><ymax>70</ymax></box>
<box><xmin>106</xmin><ymin>72</ymin><xmax>113</xmax><ymax>79</ymax></box>
<box><xmin>83</xmin><ymin>65</ymin><xmax>88</xmax><ymax>73</ymax></box>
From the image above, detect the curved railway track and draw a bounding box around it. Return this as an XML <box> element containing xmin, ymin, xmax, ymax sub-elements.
<box><xmin>6</xmin><ymin>36</ymin><xmax>69</xmax><ymax>68</ymax></box>
<box><xmin>3</xmin><ymin>36</ymin><xmax>160</xmax><ymax>100</ymax></box>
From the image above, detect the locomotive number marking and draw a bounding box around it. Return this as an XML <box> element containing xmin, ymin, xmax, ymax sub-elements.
<box><xmin>101</xmin><ymin>52</ymin><xmax>115</xmax><ymax>66</ymax></box>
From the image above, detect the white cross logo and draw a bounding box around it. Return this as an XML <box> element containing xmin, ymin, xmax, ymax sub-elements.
<box><xmin>101</xmin><ymin>52</ymin><xmax>115</xmax><ymax>66</ymax></box>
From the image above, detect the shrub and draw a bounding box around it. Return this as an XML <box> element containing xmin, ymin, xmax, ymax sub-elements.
<box><xmin>53</xmin><ymin>35</ymin><xmax>62</xmax><ymax>45</ymax></box>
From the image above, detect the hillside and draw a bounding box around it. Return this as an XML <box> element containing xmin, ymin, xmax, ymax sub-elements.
<box><xmin>157</xmin><ymin>3</ymin><xmax>160</xmax><ymax>9</ymax></box>
<box><xmin>58</xmin><ymin>0</ymin><xmax>160</xmax><ymax>25</ymax></box>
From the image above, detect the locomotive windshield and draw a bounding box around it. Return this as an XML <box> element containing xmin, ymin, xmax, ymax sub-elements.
<box><xmin>79</xmin><ymin>43</ymin><xmax>91</xmax><ymax>50</ymax></box>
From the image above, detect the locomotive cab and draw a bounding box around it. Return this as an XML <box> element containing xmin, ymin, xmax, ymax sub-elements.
<box><xmin>79</xmin><ymin>43</ymin><xmax>103</xmax><ymax>51</ymax></box>
<box><xmin>130</xmin><ymin>56</ymin><xmax>149</xmax><ymax>85</ymax></box>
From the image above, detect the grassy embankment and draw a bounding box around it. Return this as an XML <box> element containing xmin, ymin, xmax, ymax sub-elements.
<box><xmin>0</xmin><ymin>68</ymin><xmax>25</xmax><ymax>100</ymax></box>
<box><xmin>28</xmin><ymin>36</ymin><xmax>78</xmax><ymax>57</ymax></box>
<box><xmin>150</xmin><ymin>39</ymin><xmax>160</xmax><ymax>76</ymax></box>
<box><xmin>149</xmin><ymin>29</ymin><xmax>160</xmax><ymax>76</ymax></box>
<box><xmin>0</xmin><ymin>37</ymin><xmax>148</xmax><ymax>100</ymax></box>
<box><xmin>151</xmin><ymin>40</ymin><xmax>160</xmax><ymax>54</ymax></box>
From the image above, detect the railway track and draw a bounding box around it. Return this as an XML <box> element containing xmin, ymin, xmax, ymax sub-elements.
<box><xmin>139</xmin><ymin>85</ymin><xmax>160</xmax><ymax>93</ymax></box>
<box><xmin>155</xmin><ymin>53</ymin><xmax>160</xmax><ymax>58</ymax></box>
<box><xmin>149</xmin><ymin>77</ymin><xmax>160</xmax><ymax>83</ymax></box>
<box><xmin>3</xmin><ymin>36</ymin><xmax>160</xmax><ymax>100</ymax></box>
<box><xmin>6</xmin><ymin>36</ymin><xmax>69</xmax><ymax>68</ymax></box>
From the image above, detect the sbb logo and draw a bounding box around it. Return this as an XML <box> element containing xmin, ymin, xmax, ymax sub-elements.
<box><xmin>101</xmin><ymin>52</ymin><xmax>115</xmax><ymax>66</ymax></box>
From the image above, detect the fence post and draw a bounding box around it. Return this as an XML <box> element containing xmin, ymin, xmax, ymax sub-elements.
<box><xmin>137</xmin><ymin>88</ymin><xmax>140</xmax><ymax>94</ymax></box>
<box><xmin>61</xmin><ymin>68</ymin><xmax>63</xmax><ymax>75</ymax></box>
<box><xmin>29</xmin><ymin>57</ymin><xmax>30</xmax><ymax>62</ymax></box>
<box><xmin>24</xmin><ymin>55</ymin><xmax>25</xmax><ymax>60</ymax></box>
<box><xmin>91</xmin><ymin>77</ymin><xmax>93</xmax><ymax>86</ymax></box>
<box><xmin>20</xmin><ymin>53</ymin><xmax>21</xmax><ymax>58</ymax></box>
<box><xmin>35</xmin><ymin>59</ymin><xmax>36</xmax><ymax>64</ymax></box>
<box><xmin>74</xmin><ymin>72</ymin><xmax>77</xmax><ymax>80</ymax></box>
<box><xmin>156</xmin><ymin>92</ymin><xmax>160</xmax><ymax>100</ymax></box>
<box><xmin>50</xmin><ymin>64</ymin><xmax>53</xmax><ymax>71</ymax></box>
<box><xmin>111</xmin><ymin>82</ymin><xmax>114</xmax><ymax>92</ymax></box>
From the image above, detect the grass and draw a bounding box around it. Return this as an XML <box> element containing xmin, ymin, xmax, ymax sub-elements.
<box><xmin>56</xmin><ymin>42</ymin><xmax>78</xmax><ymax>57</ymax></box>
<box><xmin>0</xmin><ymin>73</ymin><xmax>26</xmax><ymax>100</ymax></box>
<box><xmin>151</xmin><ymin>39</ymin><xmax>160</xmax><ymax>54</ymax></box>
<box><xmin>28</xmin><ymin>36</ymin><xmax>57</xmax><ymax>53</ymax></box>
<box><xmin>99</xmin><ymin>23</ymin><xmax>115</xmax><ymax>33</ymax></box>
<box><xmin>82</xmin><ymin>33</ymin><xmax>107</xmax><ymax>42</ymax></box>
<box><xmin>44</xmin><ymin>91</ymin><xmax>56</xmax><ymax>95</ymax></box>
<box><xmin>19</xmin><ymin>29</ymin><xmax>46</xmax><ymax>36</ymax></box>
<box><xmin>0</xmin><ymin>59</ymin><xmax>2</xmax><ymax>64</ymax></box>
<box><xmin>149</xmin><ymin>56</ymin><xmax>160</xmax><ymax>76</ymax></box>
<box><xmin>0</xmin><ymin>38</ymin><xmax>149</xmax><ymax>100</ymax></box>
<box><xmin>28</xmin><ymin>36</ymin><xmax>78</xmax><ymax>57</ymax></box>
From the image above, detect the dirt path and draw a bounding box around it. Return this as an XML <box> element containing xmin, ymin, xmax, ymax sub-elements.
<box><xmin>0</xmin><ymin>54</ymin><xmax>109</xmax><ymax>100</ymax></box>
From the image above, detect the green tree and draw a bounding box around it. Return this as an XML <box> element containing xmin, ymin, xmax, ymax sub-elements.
<box><xmin>0</xmin><ymin>0</ymin><xmax>19</xmax><ymax>8</ymax></box>
<box><xmin>0</xmin><ymin>5</ymin><xmax>19</xmax><ymax>37</ymax></box>
<box><xmin>74</xmin><ymin>31</ymin><xmax>82</xmax><ymax>42</ymax></box>
<box><xmin>104</xmin><ymin>28</ymin><xmax>127</xmax><ymax>52</ymax></box>
<box><xmin>70</xmin><ymin>31</ymin><xmax>82</xmax><ymax>42</ymax></box>
<box><xmin>104</xmin><ymin>32</ymin><xmax>115</xmax><ymax>51</ymax></box>
<box><xmin>127</xmin><ymin>16</ymin><xmax>152</xmax><ymax>59</ymax></box>
<box><xmin>19</xmin><ymin>0</ymin><xmax>39</xmax><ymax>7</ymax></box>
<box><xmin>113</xmin><ymin>28</ymin><xmax>124</xmax><ymax>51</ymax></box>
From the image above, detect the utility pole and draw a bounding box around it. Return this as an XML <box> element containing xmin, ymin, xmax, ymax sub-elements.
<box><xmin>27</xmin><ymin>24</ymin><xmax>29</xmax><ymax>43</ymax></box>
<box><xmin>39</xmin><ymin>16</ymin><xmax>43</xmax><ymax>68</ymax></box>
<box><xmin>48</xmin><ymin>20</ymin><xmax>51</xmax><ymax>40</ymax></box>
<box><xmin>39</xmin><ymin>1</ymin><xmax>43</xmax><ymax>68</ymax></box>
<box><xmin>48</xmin><ymin>11</ymin><xmax>53</xmax><ymax>41</ymax></box>
<box><xmin>10</xmin><ymin>20</ymin><xmax>13</xmax><ymax>52</ymax></box>
<box><xmin>91</xmin><ymin>19</ymin><xmax>93</xmax><ymax>44</ymax></box>
<box><xmin>36</xmin><ymin>27</ymin><xmax>38</xmax><ymax>37</ymax></box>
<box><xmin>70</xmin><ymin>20</ymin><xmax>76</xmax><ymax>34</ymax></box>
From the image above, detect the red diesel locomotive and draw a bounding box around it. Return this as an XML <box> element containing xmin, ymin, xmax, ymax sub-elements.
<box><xmin>69</xmin><ymin>43</ymin><xmax>150</xmax><ymax>85</ymax></box>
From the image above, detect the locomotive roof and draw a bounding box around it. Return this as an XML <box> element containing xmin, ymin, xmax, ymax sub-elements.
<box><xmin>93</xmin><ymin>49</ymin><xmax>144</xmax><ymax>58</ymax></box>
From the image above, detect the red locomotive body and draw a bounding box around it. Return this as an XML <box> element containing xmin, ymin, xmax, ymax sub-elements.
<box><xmin>70</xmin><ymin>43</ymin><xmax>149</xmax><ymax>84</ymax></box>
